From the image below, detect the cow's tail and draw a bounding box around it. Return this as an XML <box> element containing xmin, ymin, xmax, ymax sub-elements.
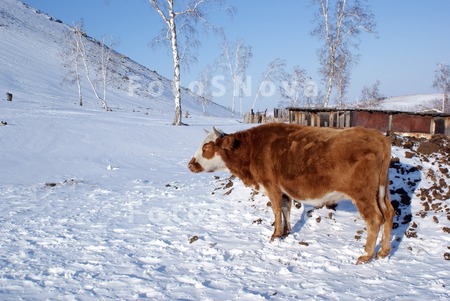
<box><xmin>377</xmin><ymin>142</ymin><xmax>392</xmax><ymax>222</ymax></box>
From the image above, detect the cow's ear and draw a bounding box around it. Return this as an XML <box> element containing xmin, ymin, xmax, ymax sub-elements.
<box><xmin>220</xmin><ymin>136</ymin><xmax>236</xmax><ymax>150</ymax></box>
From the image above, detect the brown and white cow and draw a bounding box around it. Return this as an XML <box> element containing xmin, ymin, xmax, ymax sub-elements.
<box><xmin>188</xmin><ymin>123</ymin><xmax>394</xmax><ymax>264</ymax></box>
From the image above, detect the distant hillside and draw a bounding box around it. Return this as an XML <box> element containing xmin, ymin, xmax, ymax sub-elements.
<box><xmin>380</xmin><ymin>94</ymin><xmax>445</xmax><ymax>112</ymax></box>
<box><xmin>0</xmin><ymin>0</ymin><xmax>231</xmax><ymax>117</ymax></box>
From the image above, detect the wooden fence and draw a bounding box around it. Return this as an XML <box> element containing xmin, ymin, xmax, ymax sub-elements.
<box><xmin>244</xmin><ymin>107</ymin><xmax>450</xmax><ymax>136</ymax></box>
<box><xmin>243</xmin><ymin>109</ymin><xmax>290</xmax><ymax>124</ymax></box>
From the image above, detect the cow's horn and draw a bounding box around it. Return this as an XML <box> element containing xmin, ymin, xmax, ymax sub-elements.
<box><xmin>213</xmin><ymin>127</ymin><xmax>224</xmax><ymax>137</ymax></box>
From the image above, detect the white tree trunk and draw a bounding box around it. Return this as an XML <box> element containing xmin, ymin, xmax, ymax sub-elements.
<box><xmin>75</xmin><ymin>62</ymin><xmax>82</xmax><ymax>106</ymax></box>
<box><xmin>169</xmin><ymin>5</ymin><xmax>182</xmax><ymax>125</ymax></box>
<box><xmin>76</xmin><ymin>30</ymin><xmax>105</xmax><ymax>108</ymax></box>
<box><xmin>202</xmin><ymin>98</ymin><xmax>206</xmax><ymax>115</ymax></box>
<box><xmin>223</xmin><ymin>41</ymin><xmax>236</xmax><ymax>117</ymax></box>
<box><xmin>152</xmin><ymin>0</ymin><xmax>183</xmax><ymax>125</ymax></box>
<box><xmin>324</xmin><ymin>63</ymin><xmax>334</xmax><ymax>108</ymax></box>
<box><xmin>74</xmin><ymin>38</ymin><xmax>83</xmax><ymax>106</ymax></box>
<box><xmin>252</xmin><ymin>73</ymin><xmax>268</xmax><ymax>110</ymax></box>
<box><xmin>231</xmin><ymin>77</ymin><xmax>237</xmax><ymax>116</ymax></box>
<box><xmin>239</xmin><ymin>84</ymin><xmax>243</xmax><ymax>116</ymax></box>
<box><xmin>318</xmin><ymin>0</ymin><xmax>346</xmax><ymax>108</ymax></box>
<box><xmin>444</xmin><ymin>93</ymin><xmax>448</xmax><ymax>112</ymax></box>
<box><xmin>100</xmin><ymin>38</ymin><xmax>110</xmax><ymax>111</ymax></box>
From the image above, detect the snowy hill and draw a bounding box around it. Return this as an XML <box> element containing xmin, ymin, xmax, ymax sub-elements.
<box><xmin>380</xmin><ymin>94</ymin><xmax>445</xmax><ymax>112</ymax></box>
<box><xmin>0</xmin><ymin>0</ymin><xmax>449</xmax><ymax>300</ymax></box>
<box><xmin>0</xmin><ymin>0</ymin><xmax>231</xmax><ymax>117</ymax></box>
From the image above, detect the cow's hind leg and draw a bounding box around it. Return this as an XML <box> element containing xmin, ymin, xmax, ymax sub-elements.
<box><xmin>377</xmin><ymin>188</ymin><xmax>394</xmax><ymax>259</ymax></box>
<box><xmin>354</xmin><ymin>197</ymin><xmax>384</xmax><ymax>265</ymax></box>
<box><xmin>281</xmin><ymin>194</ymin><xmax>292</xmax><ymax>237</ymax></box>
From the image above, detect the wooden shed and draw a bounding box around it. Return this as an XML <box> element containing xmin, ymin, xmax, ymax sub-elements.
<box><xmin>287</xmin><ymin>107</ymin><xmax>450</xmax><ymax>136</ymax></box>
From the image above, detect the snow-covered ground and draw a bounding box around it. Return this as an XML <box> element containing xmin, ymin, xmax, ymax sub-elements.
<box><xmin>1</xmin><ymin>0</ymin><xmax>449</xmax><ymax>300</ymax></box>
<box><xmin>1</xmin><ymin>89</ymin><xmax>450</xmax><ymax>300</ymax></box>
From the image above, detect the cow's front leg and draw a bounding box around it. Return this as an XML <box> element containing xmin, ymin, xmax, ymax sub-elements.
<box><xmin>282</xmin><ymin>194</ymin><xmax>292</xmax><ymax>236</ymax></box>
<box><xmin>268</xmin><ymin>191</ymin><xmax>284</xmax><ymax>241</ymax></box>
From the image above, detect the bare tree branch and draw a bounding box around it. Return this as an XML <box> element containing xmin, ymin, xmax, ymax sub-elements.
<box><xmin>279</xmin><ymin>66</ymin><xmax>310</xmax><ymax>108</ymax></box>
<box><xmin>357</xmin><ymin>80</ymin><xmax>385</xmax><ymax>109</ymax></box>
<box><xmin>252</xmin><ymin>58</ymin><xmax>285</xmax><ymax>110</ymax></box>
<box><xmin>217</xmin><ymin>37</ymin><xmax>252</xmax><ymax>116</ymax></box>
<box><xmin>148</xmin><ymin>0</ymin><xmax>235</xmax><ymax>125</ymax></box>
<box><xmin>312</xmin><ymin>0</ymin><xmax>376</xmax><ymax>107</ymax></box>
<box><xmin>432</xmin><ymin>62</ymin><xmax>450</xmax><ymax>113</ymax></box>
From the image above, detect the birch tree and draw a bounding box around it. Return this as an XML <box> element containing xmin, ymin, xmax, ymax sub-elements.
<box><xmin>279</xmin><ymin>66</ymin><xmax>309</xmax><ymax>108</ymax></box>
<box><xmin>251</xmin><ymin>58</ymin><xmax>285</xmax><ymax>110</ymax></box>
<box><xmin>197</xmin><ymin>65</ymin><xmax>214</xmax><ymax>115</ymax></box>
<box><xmin>99</xmin><ymin>36</ymin><xmax>115</xmax><ymax>111</ymax></box>
<box><xmin>61</xmin><ymin>22</ymin><xmax>84</xmax><ymax>106</ymax></box>
<box><xmin>311</xmin><ymin>0</ymin><xmax>376</xmax><ymax>107</ymax></box>
<box><xmin>333</xmin><ymin>49</ymin><xmax>357</xmax><ymax>108</ymax></box>
<box><xmin>358</xmin><ymin>80</ymin><xmax>385</xmax><ymax>109</ymax></box>
<box><xmin>334</xmin><ymin>53</ymin><xmax>349</xmax><ymax>108</ymax></box>
<box><xmin>72</xmin><ymin>24</ymin><xmax>114</xmax><ymax>111</ymax></box>
<box><xmin>432</xmin><ymin>63</ymin><xmax>450</xmax><ymax>113</ymax></box>
<box><xmin>149</xmin><ymin>0</ymin><xmax>234</xmax><ymax>125</ymax></box>
<box><xmin>219</xmin><ymin>38</ymin><xmax>252</xmax><ymax>116</ymax></box>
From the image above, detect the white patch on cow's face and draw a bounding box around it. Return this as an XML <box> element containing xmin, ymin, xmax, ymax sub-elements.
<box><xmin>198</xmin><ymin>152</ymin><xmax>228</xmax><ymax>173</ymax></box>
<box><xmin>188</xmin><ymin>129</ymin><xmax>229</xmax><ymax>173</ymax></box>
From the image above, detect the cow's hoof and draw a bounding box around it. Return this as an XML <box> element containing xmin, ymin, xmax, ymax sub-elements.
<box><xmin>270</xmin><ymin>233</ymin><xmax>285</xmax><ymax>242</ymax></box>
<box><xmin>376</xmin><ymin>248</ymin><xmax>391</xmax><ymax>259</ymax></box>
<box><xmin>356</xmin><ymin>254</ymin><xmax>373</xmax><ymax>265</ymax></box>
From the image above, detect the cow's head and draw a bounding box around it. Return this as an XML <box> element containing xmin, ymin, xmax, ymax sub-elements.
<box><xmin>188</xmin><ymin>127</ymin><xmax>230</xmax><ymax>173</ymax></box>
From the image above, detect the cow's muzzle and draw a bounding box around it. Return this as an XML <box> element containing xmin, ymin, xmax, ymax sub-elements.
<box><xmin>188</xmin><ymin>157</ymin><xmax>204</xmax><ymax>173</ymax></box>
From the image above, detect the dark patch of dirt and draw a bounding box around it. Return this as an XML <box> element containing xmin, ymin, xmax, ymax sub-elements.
<box><xmin>45</xmin><ymin>178</ymin><xmax>79</xmax><ymax>188</ymax></box>
<box><xmin>189</xmin><ymin>235</ymin><xmax>199</xmax><ymax>244</ymax></box>
<box><xmin>417</xmin><ymin>142</ymin><xmax>441</xmax><ymax>155</ymax></box>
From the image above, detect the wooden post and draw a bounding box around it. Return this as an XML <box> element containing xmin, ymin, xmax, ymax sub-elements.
<box><xmin>388</xmin><ymin>114</ymin><xmax>393</xmax><ymax>132</ymax></box>
<box><xmin>6</xmin><ymin>92</ymin><xmax>13</xmax><ymax>101</ymax></box>
<box><xmin>430</xmin><ymin>117</ymin><xmax>436</xmax><ymax>135</ymax></box>
<box><xmin>445</xmin><ymin>116</ymin><xmax>450</xmax><ymax>136</ymax></box>
<box><xmin>310</xmin><ymin>112</ymin><xmax>316</xmax><ymax>127</ymax></box>
<box><xmin>345</xmin><ymin>112</ymin><xmax>351</xmax><ymax>127</ymax></box>
<box><xmin>289</xmin><ymin>110</ymin><xmax>294</xmax><ymax>123</ymax></box>
<box><xmin>329</xmin><ymin>111</ymin><xmax>334</xmax><ymax>127</ymax></box>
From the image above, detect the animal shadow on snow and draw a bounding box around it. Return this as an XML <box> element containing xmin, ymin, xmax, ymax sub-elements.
<box><xmin>290</xmin><ymin>159</ymin><xmax>420</xmax><ymax>258</ymax></box>
<box><xmin>388</xmin><ymin>160</ymin><xmax>421</xmax><ymax>256</ymax></box>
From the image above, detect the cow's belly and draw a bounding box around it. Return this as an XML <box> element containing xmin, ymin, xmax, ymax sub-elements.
<box><xmin>253</xmin><ymin>183</ymin><xmax>350</xmax><ymax>207</ymax></box>
<box><xmin>287</xmin><ymin>191</ymin><xmax>351</xmax><ymax>207</ymax></box>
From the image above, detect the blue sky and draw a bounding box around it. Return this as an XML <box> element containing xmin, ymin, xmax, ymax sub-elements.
<box><xmin>21</xmin><ymin>0</ymin><xmax>450</xmax><ymax>111</ymax></box>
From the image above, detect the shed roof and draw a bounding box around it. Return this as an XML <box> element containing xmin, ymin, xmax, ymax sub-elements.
<box><xmin>286</xmin><ymin>107</ymin><xmax>450</xmax><ymax>118</ymax></box>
